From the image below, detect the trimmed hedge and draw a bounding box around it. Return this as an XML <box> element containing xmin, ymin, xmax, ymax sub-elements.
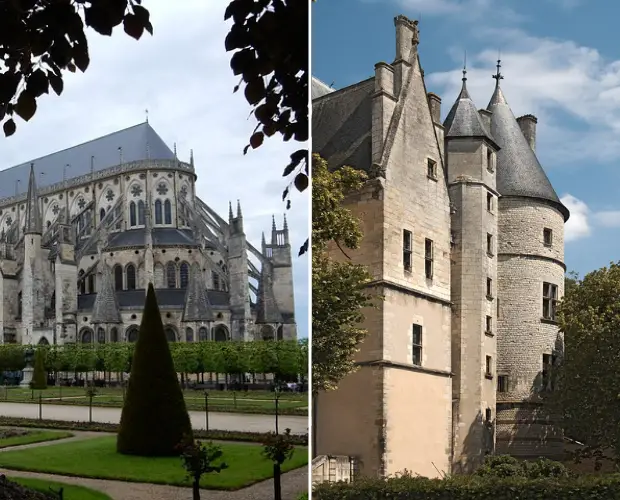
<box><xmin>0</xmin><ymin>416</ymin><xmax>309</xmax><ymax>446</ymax></box>
<box><xmin>313</xmin><ymin>474</ymin><xmax>620</xmax><ymax>500</ymax></box>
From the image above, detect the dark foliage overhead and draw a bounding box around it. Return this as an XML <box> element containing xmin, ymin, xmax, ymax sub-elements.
<box><xmin>0</xmin><ymin>0</ymin><xmax>152</xmax><ymax>137</ymax></box>
<box><xmin>224</xmin><ymin>0</ymin><xmax>309</xmax><ymax>255</ymax></box>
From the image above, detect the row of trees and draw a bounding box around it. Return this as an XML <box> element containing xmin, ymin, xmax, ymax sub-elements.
<box><xmin>0</xmin><ymin>340</ymin><xmax>307</xmax><ymax>379</ymax></box>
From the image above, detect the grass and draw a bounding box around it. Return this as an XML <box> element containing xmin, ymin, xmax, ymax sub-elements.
<box><xmin>9</xmin><ymin>477</ymin><xmax>112</xmax><ymax>500</ymax></box>
<box><xmin>0</xmin><ymin>386</ymin><xmax>308</xmax><ymax>415</ymax></box>
<box><xmin>0</xmin><ymin>429</ymin><xmax>73</xmax><ymax>448</ymax></box>
<box><xmin>0</xmin><ymin>435</ymin><xmax>309</xmax><ymax>490</ymax></box>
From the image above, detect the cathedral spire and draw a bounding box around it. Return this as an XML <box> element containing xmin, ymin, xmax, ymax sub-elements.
<box><xmin>228</xmin><ymin>201</ymin><xmax>234</xmax><ymax>222</ymax></box>
<box><xmin>237</xmin><ymin>199</ymin><xmax>242</xmax><ymax>219</ymax></box>
<box><xmin>24</xmin><ymin>163</ymin><xmax>42</xmax><ymax>235</ymax></box>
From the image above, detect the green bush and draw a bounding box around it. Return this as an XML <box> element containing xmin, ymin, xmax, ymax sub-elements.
<box><xmin>117</xmin><ymin>284</ymin><xmax>193</xmax><ymax>456</ymax></box>
<box><xmin>30</xmin><ymin>348</ymin><xmax>47</xmax><ymax>390</ymax></box>
<box><xmin>475</xmin><ymin>455</ymin><xmax>572</xmax><ymax>479</ymax></box>
<box><xmin>313</xmin><ymin>472</ymin><xmax>620</xmax><ymax>500</ymax></box>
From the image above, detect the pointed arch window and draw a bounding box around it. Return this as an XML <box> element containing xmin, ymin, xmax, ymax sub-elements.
<box><xmin>129</xmin><ymin>201</ymin><xmax>137</xmax><ymax>227</ymax></box>
<box><xmin>126</xmin><ymin>264</ymin><xmax>136</xmax><ymax>290</ymax></box>
<box><xmin>114</xmin><ymin>264</ymin><xmax>123</xmax><ymax>291</ymax></box>
<box><xmin>198</xmin><ymin>327</ymin><xmax>208</xmax><ymax>341</ymax></box>
<box><xmin>155</xmin><ymin>200</ymin><xmax>163</xmax><ymax>225</ymax></box>
<box><xmin>17</xmin><ymin>292</ymin><xmax>22</xmax><ymax>319</ymax></box>
<box><xmin>212</xmin><ymin>271</ymin><xmax>219</xmax><ymax>291</ymax></box>
<box><xmin>99</xmin><ymin>208</ymin><xmax>106</xmax><ymax>224</ymax></box>
<box><xmin>110</xmin><ymin>327</ymin><xmax>119</xmax><ymax>343</ymax></box>
<box><xmin>166</xmin><ymin>262</ymin><xmax>177</xmax><ymax>288</ymax></box>
<box><xmin>180</xmin><ymin>262</ymin><xmax>189</xmax><ymax>289</ymax></box>
<box><xmin>87</xmin><ymin>274</ymin><xmax>95</xmax><ymax>294</ymax></box>
<box><xmin>164</xmin><ymin>199</ymin><xmax>172</xmax><ymax>225</ymax></box>
<box><xmin>114</xmin><ymin>205</ymin><xmax>122</xmax><ymax>230</ymax></box>
<box><xmin>138</xmin><ymin>200</ymin><xmax>146</xmax><ymax>225</ymax></box>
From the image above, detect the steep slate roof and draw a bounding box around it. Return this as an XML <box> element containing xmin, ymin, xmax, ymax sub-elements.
<box><xmin>311</xmin><ymin>77</ymin><xmax>335</xmax><ymax>99</ymax></box>
<box><xmin>312</xmin><ymin>78</ymin><xmax>374</xmax><ymax>172</ymax></box>
<box><xmin>487</xmin><ymin>83</ymin><xmax>570</xmax><ymax>221</ymax></box>
<box><xmin>444</xmin><ymin>73</ymin><xmax>496</xmax><ymax>146</ymax></box>
<box><xmin>24</xmin><ymin>164</ymin><xmax>42</xmax><ymax>234</ymax></box>
<box><xmin>91</xmin><ymin>264</ymin><xmax>122</xmax><ymax>324</ymax></box>
<box><xmin>0</xmin><ymin>123</ymin><xmax>174</xmax><ymax>200</ymax></box>
<box><xmin>78</xmin><ymin>289</ymin><xmax>231</xmax><ymax>311</ymax></box>
<box><xmin>182</xmin><ymin>263</ymin><xmax>214</xmax><ymax>322</ymax></box>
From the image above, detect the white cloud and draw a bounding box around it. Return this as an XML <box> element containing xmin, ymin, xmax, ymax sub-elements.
<box><xmin>593</xmin><ymin>211</ymin><xmax>620</xmax><ymax>228</ymax></box>
<box><xmin>561</xmin><ymin>194</ymin><xmax>591</xmax><ymax>242</ymax></box>
<box><xmin>0</xmin><ymin>1</ymin><xmax>309</xmax><ymax>335</ymax></box>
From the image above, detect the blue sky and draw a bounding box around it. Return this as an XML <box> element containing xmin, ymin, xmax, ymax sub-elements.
<box><xmin>312</xmin><ymin>0</ymin><xmax>620</xmax><ymax>279</ymax></box>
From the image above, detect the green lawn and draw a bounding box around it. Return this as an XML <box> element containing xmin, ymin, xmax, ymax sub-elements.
<box><xmin>0</xmin><ymin>430</ymin><xmax>73</xmax><ymax>449</ymax></box>
<box><xmin>9</xmin><ymin>477</ymin><xmax>112</xmax><ymax>500</ymax></box>
<box><xmin>0</xmin><ymin>387</ymin><xmax>307</xmax><ymax>414</ymax></box>
<box><xmin>0</xmin><ymin>435</ymin><xmax>308</xmax><ymax>490</ymax></box>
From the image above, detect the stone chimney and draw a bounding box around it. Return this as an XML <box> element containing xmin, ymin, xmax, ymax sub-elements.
<box><xmin>375</xmin><ymin>62</ymin><xmax>395</xmax><ymax>97</ymax></box>
<box><xmin>517</xmin><ymin>114</ymin><xmax>537</xmax><ymax>152</ymax></box>
<box><xmin>427</xmin><ymin>93</ymin><xmax>441</xmax><ymax>124</ymax></box>
<box><xmin>394</xmin><ymin>15</ymin><xmax>419</xmax><ymax>62</ymax></box>
<box><xmin>478</xmin><ymin>109</ymin><xmax>492</xmax><ymax>132</ymax></box>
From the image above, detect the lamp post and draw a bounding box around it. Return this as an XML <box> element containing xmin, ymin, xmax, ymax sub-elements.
<box><xmin>274</xmin><ymin>385</ymin><xmax>280</xmax><ymax>435</ymax></box>
<box><xmin>204</xmin><ymin>390</ymin><xmax>209</xmax><ymax>432</ymax></box>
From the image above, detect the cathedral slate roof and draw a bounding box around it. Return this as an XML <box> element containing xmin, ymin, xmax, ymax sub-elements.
<box><xmin>24</xmin><ymin>164</ymin><xmax>42</xmax><ymax>235</ymax></box>
<box><xmin>78</xmin><ymin>289</ymin><xmax>231</xmax><ymax>311</ymax></box>
<box><xmin>182</xmin><ymin>263</ymin><xmax>214</xmax><ymax>322</ymax></box>
<box><xmin>91</xmin><ymin>264</ymin><xmax>122</xmax><ymax>324</ymax></box>
<box><xmin>312</xmin><ymin>78</ymin><xmax>374</xmax><ymax>172</ymax></box>
<box><xmin>255</xmin><ymin>260</ymin><xmax>283</xmax><ymax>325</ymax></box>
<box><xmin>107</xmin><ymin>228</ymin><xmax>198</xmax><ymax>248</ymax></box>
<box><xmin>0</xmin><ymin>123</ymin><xmax>174</xmax><ymax>200</ymax></box>
<box><xmin>487</xmin><ymin>83</ymin><xmax>570</xmax><ymax>221</ymax></box>
<box><xmin>444</xmin><ymin>75</ymin><xmax>496</xmax><ymax>146</ymax></box>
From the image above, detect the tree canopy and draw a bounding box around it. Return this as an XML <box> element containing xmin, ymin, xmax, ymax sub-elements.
<box><xmin>225</xmin><ymin>0</ymin><xmax>309</xmax><ymax>255</ymax></box>
<box><xmin>556</xmin><ymin>262</ymin><xmax>620</xmax><ymax>464</ymax></box>
<box><xmin>312</xmin><ymin>155</ymin><xmax>373</xmax><ymax>393</ymax></box>
<box><xmin>0</xmin><ymin>0</ymin><xmax>152</xmax><ymax>137</ymax></box>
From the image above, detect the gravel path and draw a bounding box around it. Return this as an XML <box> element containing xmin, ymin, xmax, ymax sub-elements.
<box><xmin>0</xmin><ymin>430</ymin><xmax>308</xmax><ymax>499</ymax></box>
<box><xmin>0</xmin><ymin>402</ymin><xmax>308</xmax><ymax>434</ymax></box>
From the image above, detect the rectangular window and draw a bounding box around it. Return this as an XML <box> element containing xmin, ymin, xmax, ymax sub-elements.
<box><xmin>542</xmin><ymin>282</ymin><xmax>558</xmax><ymax>320</ymax></box>
<box><xmin>427</xmin><ymin>159</ymin><xmax>437</xmax><ymax>179</ymax></box>
<box><xmin>403</xmin><ymin>230</ymin><xmax>412</xmax><ymax>272</ymax></box>
<box><xmin>486</xmin><ymin>278</ymin><xmax>493</xmax><ymax>298</ymax></box>
<box><xmin>487</xmin><ymin>233</ymin><xmax>493</xmax><ymax>255</ymax></box>
<box><xmin>541</xmin><ymin>353</ymin><xmax>557</xmax><ymax>391</ymax></box>
<box><xmin>412</xmin><ymin>324</ymin><xmax>422</xmax><ymax>366</ymax></box>
<box><xmin>487</xmin><ymin>149</ymin><xmax>494</xmax><ymax>172</ymax></box>
<box><xmin>543</xmin><ymin>228</ymin><xmax>553</xmax><ymax>246</ymax></box>
<box><xmin>485</xmin><ymin>407</ymin><xmax>492</xmax><ymax>422</ymax></box>
<box><xmin>487</xmin><ymin>192</ymin><xmax>493</xmax><ymax>212</ymax></box>
<box><xmin>486</xmin><ymin>315</ymin><xmax>492</xmax><ymax>334</ymax></box>
<box><xmin>424</xmin><ymin>239</ymin><xmax>433</xmax><ymax>279</ymax></box>
<box><xmin>485</xmin><ymin>355</ymin><xmax>493</xmax><ymax>377</ymax></box>
<box><xmin>497</xmin><ymin>375</ymin><xmax>509</xmax><ymax>393</ymax></box>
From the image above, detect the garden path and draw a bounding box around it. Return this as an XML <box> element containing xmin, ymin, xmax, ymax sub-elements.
<box><xmin>0</xmin><ymin>402</ymin><xmax>308</xmax><ymax>434</ymax></box>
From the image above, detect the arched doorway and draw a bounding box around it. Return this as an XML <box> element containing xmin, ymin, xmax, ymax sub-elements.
<box><xmin>126</xmin><ymin>326</ymin><xmax>139</xmax><ymax>343</ymax></box>
<box><xmin>164</xmin><ymin>326</ymin><xmax>177</xmax><ymax>342</ymax></box>
<box><xmin>198</xmin><ymin>326</ymin><xmax>208</xmax><ymax>342</ymax></box>
<box><xmin>185</xmin><ymin>327</ymin><xmax>194</xmax><ymax>342</ymax></box>
<box><xmin>213</xmin><ymin>324</ymin><xmax>229</xmax><ymax>342</ymax></box>
<box><xmin>38</xmin><ymin>336</ymin><xmax>49</xmax><ymax>345</ymax></box>
<box><xmin>80</xmin><ymin>328</ymin><xmax>93</xmax><ymax>344</ymax></box>
<box><xmin>261</xmin><ymin>325</ymin><xmax>275</xmax><ymax>341</ymax></box>
<box><xmin>97</xmin><ymin>327</ymin><xmax>106</xmax><ymax>344</ymax></box>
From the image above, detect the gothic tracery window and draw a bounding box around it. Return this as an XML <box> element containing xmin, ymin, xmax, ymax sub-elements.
<box><xmin>114</xmin><ymin>264</ymin><xmax>123</xmax><ymax>291</ymax></box>
<box><xmin>180</xmin><ymin>262</ymin><xmax>189</xmax><ymax>289</ymax></box>
<box><xmin>166</xmin><ymin>262</ymin><xmax>176</xmax><ymax>288</ymax></box>
<box><xmin>126</xmin><ymin>264</ymin><xmax>136</xmax><ymax>290</ymax></box>
<box><xmin>164</xmin><ymin>199</ymin><xmax>172</xmax><ymax>225</ymax></box>
<box><xmin>138</xmin><ymin>200</ymin><xmax>146</xmax><ymax>225</ymax></box>
<box><xmin>87</xmin><ymin>274</ymin><xmax>95</xmax><ymax>294</ymax></box>
<box><xmin>155</xmin><ymin>199</ymin><xmax>163</xmax><ymax>225</ymax></box>
<box><xmin>129</xmin><ymin>201</ymin><xmax>137</xmax><ymax>227</ymax></box>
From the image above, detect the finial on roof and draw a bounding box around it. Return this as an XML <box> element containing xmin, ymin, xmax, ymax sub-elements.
<box><xmin>463</xmin><ymin>50</ymin><xmax>467</xmax><ymax>83</ymax></box>
<box><xmin>236</xmin><ymin>199</ymin><xmax>242</xmax><ymax>219</ymax></box>
<box><xmin>283</xmin><ymin>213</ymin><xmax>288</xmax><ymax>230</ymax></box>
<box><xmin>24</xmin><ymin>163</ymin><xmax>42</xmax><ymax>235</ymax></box>
<box><xmin>118</xmin><ymin>146</ymin><xmax>123</xmax><ymax>165</ymax></box>
<box><xmin>228</xmin><ymin>201</ymin><xmax>233</xmax><ymax>222</ymax></box>
<box><xmin>145</xmin><ymin>108</ymin><xmax>149</xmax><ymax>124</ymax></box>
<box><xmin>261</xmin><ymin>231</ymin><xmax>266</xmax><ymax>246</ymax></box>
<box><xmin>272</xmin><ymin>215</ymin><xmax>276</xmax><ymax>231</ymax></box>
<box><xmin>190</xmin><ymin>149</ymin><xmax>194</xmax><ymax>167</ymax></box>
<box><xmin>492</xmin><ymin>56</ymin><xmax>504</xmax><ymax>85</ymax></box>
<box><xmin>90</xmin><ymin>156</ymin><xmax>95</xmax><ymax>176</ymax></box>
<box><xmin>173</xmin><ymin>142</ymin><xmax>177</xmax><ymax>159</ymax></box>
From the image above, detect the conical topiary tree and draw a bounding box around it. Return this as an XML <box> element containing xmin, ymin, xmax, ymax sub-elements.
<box><xmin>117</xmin><ymin>284</ymin><xmax>193</xmax><ymax>456</ymax></box>
<box><xmin>30</xmin><ymin>348</ymin><xmax>47</xmax><ymax>390</ymax></box>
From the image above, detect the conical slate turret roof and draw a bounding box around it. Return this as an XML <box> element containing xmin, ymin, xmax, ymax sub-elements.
<box><xmin>24</xmin><ymin>164</ymin><xmax>42</xmax><ymax>235</ymax></box>
<box><xmin>91</xmin><ymin>264</ymin><xmax>122</xmax><ymax>324</ymax></box>
<box><xmin>444</xmin><ymin>70</ymin><xmax>496</xmax><ymax>145</ymax></box>
<box><xmin>255</xmin><ymin>260</ymin><xmax>282</xmax><ymax>325</ymax></box>
<box><xmin>486</xmin><ymin>73</ymin><xmax>569</xmax><ymax>221</ymax></box>
<box><xmin>182</xmin><ymin>263</ymin><xmax>214</xmax><ymax>322</ymax></box>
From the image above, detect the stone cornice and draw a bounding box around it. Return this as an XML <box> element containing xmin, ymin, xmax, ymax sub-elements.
<box><xmin>0</xmin><ymin>159</ymin><xmax>195</xmax><ymax>209</ymax></box>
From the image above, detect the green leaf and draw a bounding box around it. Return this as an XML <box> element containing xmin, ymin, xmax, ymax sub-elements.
<box><xmin>14</xmin><ymin>91</ymin><xmax>37</xmax><ymax>122</ymax></box>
